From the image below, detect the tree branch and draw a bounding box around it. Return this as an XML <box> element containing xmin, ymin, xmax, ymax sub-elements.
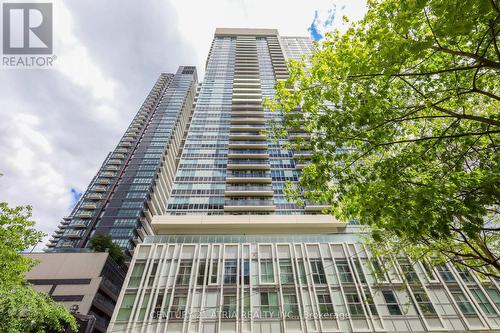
<box><xmin>432</xmin><ymin>46</ymin><xmax>500</xmax><ymax>69</ymax></box>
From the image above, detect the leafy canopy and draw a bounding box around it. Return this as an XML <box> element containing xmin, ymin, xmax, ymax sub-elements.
<box><xmin>268</xmin><ymin>0</ymin><xmax>500</xmax><ymax>276</ymax></box>
<box><xmin>0</xmin><ymin>202</ymin><xmax>78</xmax><ymax>333</ymax></box>
<box><xmin>89</xmin><ymin>233</ymin><xmax>125</xmax><ymax>266</ymax></box>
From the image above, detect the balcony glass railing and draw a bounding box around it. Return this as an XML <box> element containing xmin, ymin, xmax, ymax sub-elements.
<box><xmin>225</xmin><ymin>185</ymin><xmax>273</xmax><ymax>191</ymax></box>
<box><xmin>230</xmin><ymin>132</ymin><xmax>265</xmax><ymax>136</ymax></box>
<box><xmin>225</xmin><ymin>199</ymin><xmax>274</xmax><ymax>206</ymax></box>
<box><xmin>229</xmin><ymin>150</ymin><xmax>268</xmax><ymax>155</ymax></box>
<box><xmin>227</xmin><ymin>159</ymin><xmax>268</xmax><ymax>165</ymax></box>
<box><xmin>229</xmin><ymin>140</ymin><xmax>267</xmax><ymax>145</ymax></box>
<box><xmin>228</xmin><ymin>172</ymin><xmax>271</xmax><ymax>178</ymax></box>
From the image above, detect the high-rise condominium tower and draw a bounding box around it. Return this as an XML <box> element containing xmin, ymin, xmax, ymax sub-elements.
<box><xmin>108</xmin><ymin>29</ymin><xmax>500</xmax><ymax>333</ymax></box>
<box><xmin>47</xmin><ymin>66</ymin><xmax>197</xmax><ymax>254</ymax></box>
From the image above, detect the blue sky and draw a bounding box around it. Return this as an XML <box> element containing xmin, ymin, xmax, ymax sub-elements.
<box><xmin>0</xmin><ymin>0</ymin><xmax>366</xmax><ymax>248</ymax></box>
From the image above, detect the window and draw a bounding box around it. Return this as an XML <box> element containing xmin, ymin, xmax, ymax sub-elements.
<box><xmin>128</xmin><ymin>262</ymin><xmax>145</xmax><ymax>287</ymax></box>
<box><xmin>280</xmin><ymin>260</ymin><xmax>294</xmax><ymax>284</ymax></box>
<box><xmin>372</xmin><ymin>259</ymin><xmax>386</xmax><ymax>281</ymax></box>
<box><xmin>116</xmin><ymin>294</ymin><xmax>136</xmax><ymax>321</ymax></box>
<box><xmin>260</xmin><ymin>259</ymin><xmax>274</xmax><ymax>283</ymax></box>
<box><xmin>243</xmin><ymin>260</ymin><xmax>250</xmax><ymax>285</ymax></box>
<box><xmin>310</xmin><ymin>260</ymin><xmax>327</xmax><ymax>284</ymax></box>
<box><xmin>451</xmin><ymin>289</ymin><xmax>475</xmax><ymax>315</ymax></box>
<box><xmin>138</xmin><ymin>293</ymin><xmax>150</xmax><ymax>320</ymax></box>
<box><xmin>485</xmin><ymin>288</ymin><xmax>500</xmax><ymax>311</ymax></box>
<box><xmin>148</xmin><ymin>262</ymin><xmax>158</xmax><ymax>286</ymax></box>
<box><xmin>400</xmin><ymin>261</ymin><xmax>419</xmax><ymax>283</ymax></box>
<box><xmin>169</xmin><ymin>295</ymin><xmax>187</xmax><ymax>319</ymax></box>
<box><xmin>317</xmin><ymin>293</ymin><xmax>335</xmax><ymax>316</ymax></box>
<box><xmin>153</xmin><ymin>293</ymin><xmax>164</xmax><ymax>319</ymax></box>
<box><xmin>176</xmin><ymin>261</ymin><xmax>192</xmax><ymax>285</ymax></box>
<box><xmin>224</xmin><ymin>260</ymin><xmax>237</xmax><ymax>284</ymax></box>
<box><xmin>336</xmin><ymin>260</ymin><xmax>354</xmax><ymax>283</ymax></box>
<box><xmin>364</xmin><ymin>289</ymin><xmax>378</xmax><ymax>315</ymax></box>
<box><xmin>353</xmin><ymin>259</ymin><xmax>366</xmax><ymax>283</ymax></box>
<box><xmin>382</xmin><ymin>290</ymin><xmax>402</xmax><ymax>315</ymax></box>
<box><xmin>222</xmin><ymin>294</ymin><xmax>237</xmax><ymax>319</ymax></box>
<box><xmin>197</xmin><ymin>262</ymin><xmax>207</xmax><ymax>285</ymax></box>
<box><xmin>260</xmin><ymin>292</ymin><xmax>279</xmax><ymax>318</ymax></box>
<box><xmin>421</xmin><ymin>261</ymin><xmax>436</xmax><ymax>280</ymax></box>
<box><xmin>456</xmin><ymin>267</ymin><xmax>474</xmax><ymax>283</ymax></box>
<box><xmin>345</xmin><ymin>292</ymin><xmax>365</xmax><ymax>316</ymax></box>
<box><xmin>296</xmin><ymin>259</ymin><xmax>307</xmax><ymax>284</ymax></box>
<box><xmin>126</xmin><ymin>192</ymin><xmax>147</xmax><ymax>199</ymax></box>
<box><xmin>437</xmin><ymin>265</ymin><xmax>455</xmax><ymax>282</ymax></box>
<box><xmin>121</xmin><ymin>201</ymin><xmax>144</xmax><ymax>209</ymax></box>
<box><xmin>116</xmin><ymin>209</ymin><xmax>140</xmax><ymax>218</ymax></box>
<box><xmin>413</xmin><ymin>292</ymin><xmax>436</xmax><ymax>315</ymax></box>
<box><xmin>283</xmin><ymin>293</ymin><xmax>300</xmax><ymax>318</ymax></box>
<box><xmin>470</xmin><ymin>289</ymin><xmax>495</xmax><ymax>315</ymax></box>
<box><xmin>113</xmin><ymin>218</ymin><xmax>138</xmax><ymax>227</ymax></box>
<box><xmin>210</xmin><ymin>261</ymin><xmax>218</xmax><ymax>284</ymax></box>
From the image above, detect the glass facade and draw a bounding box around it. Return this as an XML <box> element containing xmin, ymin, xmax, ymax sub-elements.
<box><xmin>166</xmin><ymin>31</ymin><xmax>319</xmax><ymax>215</ymax></box>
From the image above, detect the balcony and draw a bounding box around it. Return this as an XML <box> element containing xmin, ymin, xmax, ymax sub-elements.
<box><xmin>64</xmin><ymin>230</ymin><xmax>83</xmax><ymax>239</ymax></box>
<box><xmin>231</xmin><ymin>110</ymin><xmax>264</xmax><ymax>117</ymax></box>
<box><xmin>92</xmin><ymin>185</ymin><xmax>106</xmax><ymax>192</ymax></box>
<box><xmin>88</xmin><ymin>193</ymin><xmax>103</xmax><ymax>200</ymax></box>
<box><xmin>82</xmin><ymin>203</ymin><xmax>97</xmax><ymax>210</ymax></box>
<box><xmin>226</xmin><ymin>172</ymin><xmax>272</xmax><ymax>184</ymax></box>
<box><xmin>228</xmin><ymin>141</ymin><xmax>267</xmax><ymax>149</ymax></box>
<box><xmin>225</xmin><ymin>185</ymin><xmax>274</xmax><ymax>197</ymax></box>
<box><xmin>115</xmin><ymin>148</ymin><xmax>128</xmax><ymax>154</ymax></box>
<box><xmin>232</xmin><ymin>87</ymin><xmax>261</xmax><ymax>94</ymax></box>
<box><xmin>304</xmin><ymin>204</ymin><xmax>330</xmax><ymax>212</ymax></box>
<box><xmin>230</xmin><ymin>124</ymin><xmax>266</xmax><ymax>132</ymax></box>
<box><xmin>230</xmin><ymin>117</ymin><xmax>266</xmax><ymax>124</ymax></box>
<box><xmin>232</xmin><ymin>98</ymin><xmax>262</xmax><ymax>105</ymax></box>
<box><xmin>108</xmin><ymin>159</ymin><xmax>121</xmax><ymax>165</ymax></box>
<box><xmin>77</xmin><ymin>211</ymin><xmax>93</xmax><ymax>219</ymax></box>
<box><xmin>233</xmin><ymin>77</ymin><xmax>260</xmax><ymax>83</ymax></box>
<box><xmin>98</xmin><ymin>177</ymin><xmax>113</xmax><ymax>184</ymax></box>
<box><xmin>229</xmin><ymin>132</ymin><xmax>266</xmax><ymax>140</ymax></box>
<box><xmin>227</xmin><ymin>159</ymin><xmax>270</xmax><ymax>170</ymax></box>
<box><xmin>96</xmin><ymin>178</ymin><xmax>111</xmax><ymax>185</ymax></box>
<box><xmin>228</xmin><ymin>150</ymin><xmax>269</xmax><ymax>159</ymax></box>
<box><xmin>118</xmin><ymin>141</ymin><xmax>131</xmax><ymax>147</ymax></box>
<box><xmin>224</xmin><ymin>199</ymin><xmax>275</xmax><ymax>212</ymax></box>
<box><xmin>296</xmin><ymin>163</ymin><xmax>308</xmax><ymax>170</ymax></box>
<box><xmin>294</xmin><ymin>151</ymin><xmax>312</xmax><ymax>159</ymax></box>
<box><xmin>289</xmin><ymin>133</ymin><xmax>310</xmax><ymax>141</ymax></box>
<box><xmin>104</xmin><ymin>165</ymin><xmax>119</xmax><ymax>171</ymax></box>
<box><xmin>69</xmin><ymin>220</ymin><xmax>88</xmax><ymax>228</ymax></box>
<box><xmin>100</xmin><ymin>172</ymin><xmax>115</xmax><ymax>178</ymax></box>
<box><xmin>111</xmin><ymin>153</ymin><xmax>125</xmax><ymax>159</ymax></box>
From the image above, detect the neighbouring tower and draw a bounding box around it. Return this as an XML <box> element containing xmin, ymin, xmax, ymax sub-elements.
<box><xmin>47</xmin><ymin>66</ymin><xmax>197</xmax><ymax>255</ymax></box>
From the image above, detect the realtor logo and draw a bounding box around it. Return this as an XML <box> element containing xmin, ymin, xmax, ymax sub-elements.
<box><xmin>2</xmin><ymin>3</ymin><xmax>52</xmax><ymax>54</ymax></box>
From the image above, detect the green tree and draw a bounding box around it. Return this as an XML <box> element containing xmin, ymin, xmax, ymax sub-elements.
<box><xmin>0</xmin><ymin>202</ymin><xmax>78</xmax><ymax>332</ymax></box>
<box><xmin>89</xmin><ymin>233</ymin><xmax>125</xmax><ymax>267</ymax></box>
<box><xmin>268</xmin><ymin>0</ymin><xmax>499</xmax><ymax>277</ymax></box>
